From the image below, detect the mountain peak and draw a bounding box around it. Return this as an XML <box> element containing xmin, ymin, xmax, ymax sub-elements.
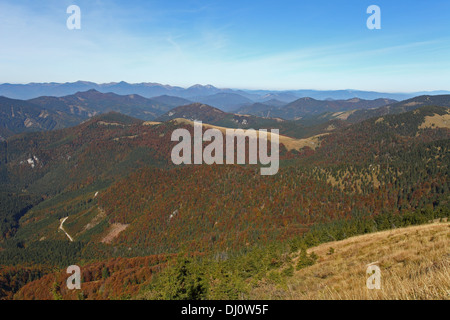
<box><xmin>188</xmin><ymin>84</ymin><xmax>217</xmax><ymax>89</ymax></box>
<box><xmin>178</xmin><ymin>102</ymin><xmax>224</xmax><ymax>112</ymax></box>
<box><xmin>75</xmin><ymin>89</ymin><xmax>102</xmax><ymax>95</ymax></box>
<box><xmin>156</xmin><ymin>103</ymin><xmax>226</xmax><ymax>123</ymax></box>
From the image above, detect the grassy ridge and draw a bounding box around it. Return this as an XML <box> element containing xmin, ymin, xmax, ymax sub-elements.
<box><xmin>250</xmin><ymin>221</ymin><xmax>449</xmax><ymax>300</ymax></box>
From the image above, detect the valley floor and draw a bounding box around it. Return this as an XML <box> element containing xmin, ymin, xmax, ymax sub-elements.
<box><xmin>250</xmin><ymin>221</ymin><xmax>450</xmax><ymax>300</ymax></box>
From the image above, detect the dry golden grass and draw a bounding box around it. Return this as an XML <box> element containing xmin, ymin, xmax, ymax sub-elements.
<box><xmin>250</xmin><ymin>222</ymin><xmax>450</xmax><ymax>300</ymax></box>
<box><xmin>168</xmin><ymin>118</ymin><xmax>327</xmax><ymax>151</ymax></box>
<box><xmin>331</xmin><ymin>110</ymin><xmax>356</xmax><ymax>120</ymax></box>
<box><xmin>142</xmin><ymin>121</ymin><xmax>162</xmax><ymax>126</ymax></box>
<box><xmin>419</xmin><ymin>112</ymin><xmax>450</xmax><ymax>130</ymax></box>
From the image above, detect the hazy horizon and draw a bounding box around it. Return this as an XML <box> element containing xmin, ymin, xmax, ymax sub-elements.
<box><xmin>1</xmin><ymin>80</ymin><xmax>450</xmax><ymax>95</ymax></box>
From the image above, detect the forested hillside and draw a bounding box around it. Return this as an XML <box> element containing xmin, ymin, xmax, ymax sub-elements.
<box><xmin>235</xmin><ymin>97</ymin><xmax>396</xmax><ymax>120</ymax></box>
<box><xmin>0</xmin><ymin>96</ymin><xmax>83</xmax><ymax>138</ymax></box>
<box><xmin>0</xmin><ymin>105</ymin><xmax>448</xmax><ymax>300</ymax></box>
<box><xmin>29</xmin><ymin>89</ymin><xmax>172</xmax><ymax>121</ymax></box>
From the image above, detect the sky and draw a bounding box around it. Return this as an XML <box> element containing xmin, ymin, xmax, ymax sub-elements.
<box><xmin>0</xmin><ymin>0</ymin><xmax>449</xmax><ymax>92</ymax></box>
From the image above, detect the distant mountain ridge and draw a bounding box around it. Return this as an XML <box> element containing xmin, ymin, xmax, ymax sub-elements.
<box><xmin>2</xmin><ymin>89</ymin><xmax>450</xmax><ymax>142</ymax></box>
<box><xmin>150</xmin><ymin>95</ymin><xmax>193</xmax><ymax>108</ymax></box>
<box><xmin>0</xmin><ymin>90</ymin><xmax>190</xmax><ymax>137</ymax></box>
<box><xmin>299</xmin><ymin>94</ymin><xmax>450</xmax><ymax>125</ymax></box>
<box><xmin>157</xmin><ymin>103</ymin><xmax>227</xmax><ymax>123</ymax></box>
<box><xmin>29</xmin><ymin>89</ymin><xmax>171</xmax><ymax>121</ymax></box>
<box><xmin>237</xmin><ymin>97</ymin><xmax>397</xmax><ymax>120</ymax></box>
<box><xmin>191</xmin><ymin>93</ymin><xmax>254</xmax><ymax>112</ymax></box>
<box><xmin>2</xmin><ymin>81</ymin><xmax>448</xmax><ymax>101</ymax></box>
<box><xmin>343</xmin><ymin>95</ymin><xmax>450</xmax><ymax>123</ymax></box>
<box><xmin>0</xmin><ymin>96</ymin><xmax>83</xmax><ymax>138</ymax></box>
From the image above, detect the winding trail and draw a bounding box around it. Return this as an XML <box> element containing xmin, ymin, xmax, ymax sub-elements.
<box><xmin>59</xmin><ymin>217</ymin><xmax>74</xmax><ymax>242</ymax></box>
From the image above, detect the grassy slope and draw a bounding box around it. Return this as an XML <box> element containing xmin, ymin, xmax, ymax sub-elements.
<box><xmin>250</xmin><ymin>221</ymin><xmax>449</xmax><ymax>300</ymax></box>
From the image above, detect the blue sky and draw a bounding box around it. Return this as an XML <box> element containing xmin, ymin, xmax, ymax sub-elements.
<box><xmin>1</xmin><ymin>0</ymin><xmax>449</xmax><ymax>92</ymax></box>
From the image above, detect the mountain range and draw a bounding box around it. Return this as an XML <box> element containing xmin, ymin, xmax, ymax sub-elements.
<box><xmin>236</xmin><ymin>97</ymin><xmax>397</xmax><ymax>119</ymax></box>
<box><xmin>2</xmin><ymin>81</ymin><xmax>449</xmax><ymax>103</ymax></box>
<box><xmin>29</xmin><ymin>89</ymin><xmax>172</xmax><ymax>120</ymax></box>
<box><xmin>0</xmin><ymin>90</ymin><xmax>171</xmax><ymax>139</ymax></box>
<box><xmin>2</xmin><ymin>89</ymin><xmax>450</xmax><ymax>141</ymax></box>
<box><xmin>0</xmin><ymin>96</ymin><xmax>83</xmax><ymax>137</ymax></box>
